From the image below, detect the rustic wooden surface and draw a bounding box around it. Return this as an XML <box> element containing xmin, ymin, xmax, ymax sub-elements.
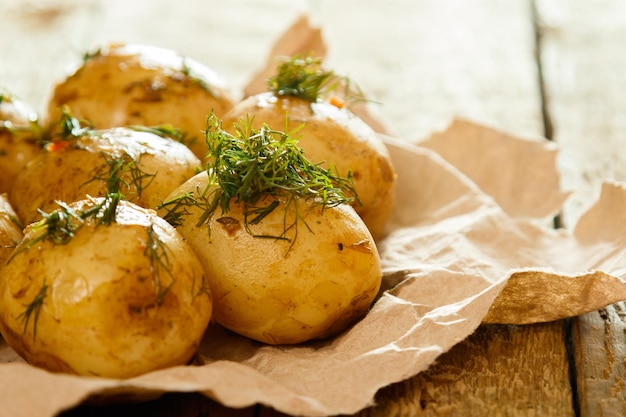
<box><xmin>2</xmin><ymin>0</ymin><xmax>626</xmax><ymax>416</ymax></box>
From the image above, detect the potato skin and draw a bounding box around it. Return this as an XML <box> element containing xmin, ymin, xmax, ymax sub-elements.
<box><xmin>0</xmin><ymin>194</ymin><xmax>22</xmax><ymax>265</ymax></box>
<box><xmin>0</xmin><ymin>93</ymin><xmax>42</xmax><ymax>193</ymax></box>
<box><xmin>221</xmin><ymin>92</ymin><xmax>397</xmax><ymax>240</ymax></box>
<box><xmin>160</xmin><ymin>172</ymin><xmax>382</xmax><ymax>345</ymax></box>
<box><xmin>45</xmin><ymin>43</ymin><xmax>236</xmax><ymax>160</ymax></box>
<box><xmin>9</xmin><ymin>127</ymin><xmax>201</xmax><ymax>225</ymax></box>
<box><xmin>0</xmin><ymin>199</ymin><xmax>212</xmax><ymax>378</ymax></box>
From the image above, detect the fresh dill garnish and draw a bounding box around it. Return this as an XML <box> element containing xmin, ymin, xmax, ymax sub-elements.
<box><xmin>17</xmin><ymin>280</ymin><xmax>48</xmax><ymax>338</ymax></box>
<box><xmin>158</xmin><ymin>192</ymin><xmax>199</xmax><ymax>227</ymax></box>
<box><xmin>267</xmin><ymin>54</ymin><xmax>367</xmax><ymax>104</ymax></box>
<box><xmin>159</xmin><ymin>113</ymin><xmax>359</xmax><ymax>248</ymax></box>
<box><xmin>144</xmin><ymin>224</ymin><xmax>175</xmax><ymax>305</ymax></box>
<box><xmin>58</xmin><ymin>105</ymin><xmax>93</xmax><ymax>139</ymax></box>
<box><xmin>0</xmin><ymin>89</ymin><xmax>45</xmax><ymax>143</ymax></box>
<box><xmin>7</xmin><ymin>193</ymin><xmax>130</xmax><ymax>264</ymax></box>
<box><xmin>82</xmin><ymin>152</ymin><xmax>156</xmax><ymax>202</ymax></box>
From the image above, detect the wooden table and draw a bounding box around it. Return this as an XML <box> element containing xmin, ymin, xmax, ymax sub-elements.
<box><xmin>2</xmin><ymin>0</ymin><xmax>626</xmax><ymax>416</ymax></box>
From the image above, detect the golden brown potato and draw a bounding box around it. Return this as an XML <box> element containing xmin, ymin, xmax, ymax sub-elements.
<box><xmin>45</xmin><ymin>43</ymin><xmax>237</xmax><ymax>160</ymax></box>
<box><xmin>0</xmin><ymin>194</ymin><xmax>22</xmax><ymax>265</ymax></box>
<box><xmin>159</xmin><ymin>116</ymin><xmax>381</xmax><ymax>345</ymax></box>
<box><xmin>0</xmin><ymin>91</ymin><xmax>43</xmax><ymax>193</ymax></box>
<box><xmin>0</xmin><ymin>198</ymin><xmax>212</xmax><ymax>378</ymax></box>
<box><xmin>159</xmin><ymin>172</ymin><xmax>381</xmax><ymax>345</ymax></box>
<box><xmin>9</xmin><ymin>125</ymin><xmax>201</xmax><ymax>225</ymax></box>
<box><xmin>221</xmin><ymin>92</ymin><xmax>397</xmax><ymax>240</ymax></box>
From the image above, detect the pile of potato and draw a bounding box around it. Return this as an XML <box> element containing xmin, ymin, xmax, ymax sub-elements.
<box><xmin>0</xmin><ymin>43</ymin><xmax>396</xmax><ymax>378</ymax></box>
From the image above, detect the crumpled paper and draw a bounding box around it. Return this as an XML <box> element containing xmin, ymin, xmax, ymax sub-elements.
<box><xmin>4</xmin><ymin>13</ymin><xmax>626</xmax><ymax>417</ymax></box>
<box><xmin>2</xmin><ymin>120</ymin><xmax>626</xmax><ymax>417</ymax></box>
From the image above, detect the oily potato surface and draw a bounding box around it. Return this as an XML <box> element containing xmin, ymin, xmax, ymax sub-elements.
<box><xmin>221</xmin><ymin>92</ymin><xmax>397</xmax><ymax>240</ymax></box>
<box><xmin>46</xmin><ymin>43</ymin><xmax>236</xmax><ymax>160</ymax></box>
<box><xmin>0</xmin><ymin>194</ymin><xmax>22</xmax><ymax>265</ymax></box>
<box><xmin>159</xmin><ymin>172</ymin><xmax>382</xmax><ymax>345</ymax></box>
<box><xmin>0</xmin><ymin>198</ymin><xmax>212</xmax><ymax>378</ymax></box>
<box><xmin>0</xmin><ymin>92</ymin><xmax>42</xmax><ymax>193</ymax></box>
<box><xmin>9</xmin><ymin>127</ymin><xmax>201</xmax><ymax>224</ymax></box>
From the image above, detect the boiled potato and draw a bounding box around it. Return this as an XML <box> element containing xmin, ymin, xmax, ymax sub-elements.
<box><xmin>0</xmin><ymin>194</ymin><xmax>22</xmax><ymax>265</ymax></box>
<box><xmin>221</xmin><ymin>57</ymin><xmax>397</xmax><ymax>240</ymax></box>
<box><xmin>0</xmin><ymin>90</ymin><xmax>43</xmax><ymax>193</ymax></box>
<box><xmin>45</xmin><ymin>43</ymin><xmax>237</xmax><ymax>160</ymax></box>
<box><xmin>9</xmin><ymin>124</ymin><xmax>201</xmax><ymax>224</ymax></box>
<box><xmin>0</xmin><ymin>198</ymin><xmax>212</xmax><ymax>378</ymax></box>
<box><xmin>159</xmin><ymin>115</ymin><xmax>382</xmax><ymax>344</ymax></box>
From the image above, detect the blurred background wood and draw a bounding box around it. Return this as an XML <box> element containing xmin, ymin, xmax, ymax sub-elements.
<box><xmin>3</xmin><ymin>0</ymin><xmax>626</xmax><ymax>416</ymax></box>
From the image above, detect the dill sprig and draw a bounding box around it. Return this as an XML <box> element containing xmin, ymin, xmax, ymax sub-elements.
<box><xmin>56</xmin><ymin>105</ymin><xmax>93</xmax><ymax>140</ymax></box>
<box><xmin>173</xmin><ymin>114</ymin><xmax>358</xmax><ymax>246</ymax></box>
<box><xmin>82</xmin><ymin>152</ymin><xmax>156</xmax><ymax>203</ymax></box>
<box><xmin>267</xmin><ymin>55</ymin><xmax>367</xmax><ymax>104</ymax></box>
<box><xmin>6</xmin><ymin>198</ymin><xmax>120</xmax><ymax>263</ymax></box>
<box><xmin>144</xmin><ymin>224</ymin><xmax>175</xmax><ymax>305</ymax></box>
<box><xmin>17</xmin><ymin>280</ymin><xmax>48</xmax><ymax>339</ymax></box>
<box><xmin>158</xmin><ymin>192</ymin><xmax>199</xmax><ymax>227</ymax></box>
<box><xmin>158</xmin><ymin>113</ymin><xmax>360</xmax><ymax>248</ymax></box>
<box><xmin>0</xmin><ymin>90</ymin><xmax>44</xmax><ymax>142</ymax></box>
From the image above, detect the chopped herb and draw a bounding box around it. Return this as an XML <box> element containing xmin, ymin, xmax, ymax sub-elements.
<box><xmin>160</xmin><ymin>113</ymin><xmax>359</xmax><ymax>251</ymax></box>
<box><xmin>158</xmin><ymin>192</ymin><xmax>200</xmax><ymax>227</ymax></box>
<box><xmin>82</xmin><ymin>152</ymin><xmax>156</xmax><ymax>201</ymax></box>
<box><xmin>267</xmin><ymin>54</ymin><xmax>368</xmax><ymax>105</ymax></box>
<box><xmin>17</xmin><ymin>280</ymin><xmax>48</xmax><ymax>338</ymax></box>
<box><xmin>144</xmin><ymin>225</ymin><xmax>175</xmax><ymax>305</ymax></box>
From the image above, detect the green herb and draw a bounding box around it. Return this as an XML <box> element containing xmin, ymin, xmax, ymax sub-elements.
<box><xmin>144</xmin><ymin>225</ymin><xmax>175</xmax><ymax>305</ymax></box>
<box><xmin>160</xmin><ymin>113</ymin><xmax>359</xmax><ymax>250</ymax></box>
<box><xmin>267</xmin><ymin>54</ymin><xmax>367</xmax><ymax>104</ymax></box>
<box><xmin>0</xmin><ymin>89</ymin><xmax>45</xmax><ymax>144</ymax></box>
<box><xmin>158</xmin><ymin>192</ymin><xmax>200</xmax><ymax>227</ymax></box>
<box><xmin>17</xmin><ymin>280</ymin><xmax>48</xmax><ymax>338</ymax></box>
<box><xmin>82</xmin><ymin>152</ymin><xmax>156</xmax><ymax>202</ymax></box>
<box><xmin>56</xmin><ymin>105</ymin><xmax>93</xmax><ymax>140</ymax></box>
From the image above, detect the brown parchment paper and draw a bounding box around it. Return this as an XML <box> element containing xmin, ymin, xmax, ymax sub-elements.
<box><xmin>3</xmin><ymin>122</ymin><xmax>626</xmax><ymax>417</ymax></box>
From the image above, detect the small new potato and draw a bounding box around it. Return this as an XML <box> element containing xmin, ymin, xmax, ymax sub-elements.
<box><xmin>0</xmin><ymin>90</ymin><xmax>42</xmax><ymax>193</ymax></box>
<box><xmin>0</xmin><ymin>198</ymin><xmax>212</xmax><ymax>378</ymax></box>
<box><xmin>45</xmin><ymin>43</ymin><xmax>236</xmax><ymax>160</ymax></box>
<box><xmin>9</xmin><ymin>126</ymin><xmax>201</xmax><ymax>224</ymax></box>
<box><xmin>160</xmin><ymin>172</ymin><xmax>382</xmax><ymax>345</ymax></box>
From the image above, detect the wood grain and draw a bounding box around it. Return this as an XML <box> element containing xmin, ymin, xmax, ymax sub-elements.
<box><xmin>536</xmin><ymin>1</ymin><xmax>626</xmax><ymax>416</ymax></box>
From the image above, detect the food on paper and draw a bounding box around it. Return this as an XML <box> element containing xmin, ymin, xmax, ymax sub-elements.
<box><xmin>0</xmin><ymin>197</ymin><xmax>212</xmax><ymax>378</ymax></box>
<box><xmin>9</xmin><ymin>110</ymin><xmax>201</xmax><ymax>224</ymax></box>
<box><xmin>222</xmin><ymin>55</ymin><xmax>397</xmax><ymax>240</ymax></box>
<box><xmin>158</xmin><ymin>115</ymin><xmax>382</xmax><ymax>345</ymax></box>
<box><xmin>0</xmin><ymin>90</ymin><xmax>43</xmax><ymax>193</ymax></box>
<box><xmin>45</xmin><ymin>43</ymin><xmax>237</xmax><ymax>160</ymax></box>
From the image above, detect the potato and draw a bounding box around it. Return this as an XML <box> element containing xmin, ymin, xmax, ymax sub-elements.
<box><xmin>0</xmin><ymin>194</ymin><xmax>22</xmax><ymax>265</ymax></box>
<box><xmin>0</xmin><ymin>198</ymin><xmax>212</xmax><ymax>378</ymax></box>
<box><xmin>45</xmin><ymin>43</ymin><xmax>237</xmax><ymax>160</ymax></box>
<box><xmin>159</xmin><ymin>170</ymin><xmax>382</xmax><ymax>345</ymax></box>
<box><xmin>9</xmin><ymin>125</ymin><xmax>201</xmax><ymax>225</ymax></box>
<box><xmin>0</xmin><ymin>91</ymin><xmax>43</xmax><ymax>193</ymax></box>
<box><xmin>222</xmin><ymin>93</ymin><xmax>397</xmax><ymax>240</ymax></box>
